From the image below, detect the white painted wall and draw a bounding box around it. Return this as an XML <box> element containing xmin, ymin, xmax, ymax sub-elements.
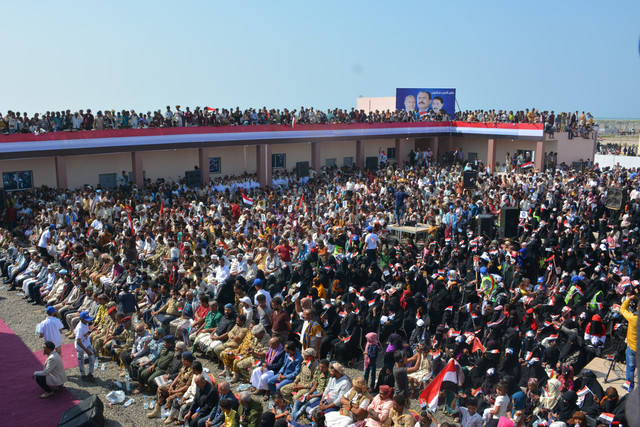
<box><xmin>594</xmin><ymin>154</ymin><xmax>640</xmax><ymax>169</ymax></box>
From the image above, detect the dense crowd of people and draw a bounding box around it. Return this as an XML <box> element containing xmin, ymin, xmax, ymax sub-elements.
<box><xmin>1</xmin><ymin>157</ymin><xmax>638</xmax><ymax>427</ymax></box>
<box><xmin>596</xmin><ymin>141</ymin><xmax>639</xmax><ymax>157</ymax></box>
<box><xmin>0</xmin><ymin>105</ymin><xmax>594</xmax><ymax>138</ymax></box>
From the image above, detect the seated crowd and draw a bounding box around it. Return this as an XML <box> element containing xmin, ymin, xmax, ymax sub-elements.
<box><xmin>2</xmin><ymin>156</ymin><xmax>639</xmax><ymax>427</ymax></box>
<box><xmin>0</xmin><ymin>106</ymin><xmax>593</xmax><ymax>136</ymax></box>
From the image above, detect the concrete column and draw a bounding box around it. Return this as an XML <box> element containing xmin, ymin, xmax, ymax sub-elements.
<box><xmin>535</xmin><ymin>140</ymin><xmax>544</xmax><ymax>171</ymax></box>
<box><xmin>131</xmin><ymin>152</ymin><xmax>144</xmax><ymax>188</ymax></box>
<box><xmin>55</xmin><ymin>156</ymin><xmax>67</xmax><ymax>189</ymax></box>
<box><xmin>448</xmin><ymin>135</ymin><xmax>455</xmax><ymax>152</ymax></box>
<box><xmin>395</xmin><ymin>138</ymin><xmax>405</xmax><ymax>166</ymax></box>
<box><xmin>487</xmin><ymin>138</ymin><xmax>496</xmax><ymax>170</ymax></box>
<box><xmin>431</xmin><ymin>137</ymin><xmax>439</xmax><ymax>164</ymax></box>
<box><xmin>256</xmin><ymin>144</ymin><xmax>272</xmax><ymax>187</ymax></box>
<box><xmin>356</xmin><ymin>140</ymin><xmax>365</xmax><ymax>170</ymax></box>
<box><xmin>198</xmin><ymin>148</ymin><xmax>209</xmax><ymax>184</ymax></box>
<box><xmin>311</xmin><ymin>142</ymin><xmax>321</xmax><ymax>172</ymax></box>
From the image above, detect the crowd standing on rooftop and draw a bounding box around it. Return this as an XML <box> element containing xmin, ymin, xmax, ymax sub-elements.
<box><xmin>1</xmin><ymin>149</ymin><xmax>639</xmax><ymax>427</ymax></box>
<box><xmin>0</xmin><ymin>106</ymin><xmax>595</xmax><ymax>140</ymax></box>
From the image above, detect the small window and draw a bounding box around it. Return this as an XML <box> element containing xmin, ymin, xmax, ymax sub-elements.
<box><xmin>343</xmin><ymin>157</ymin><xmax>354</xmax><ymax>167</ymax></box>
<box><xmin>387</xmin><ymin>147</ymin><xmax>396</xmax><ymax>159</ymax></box>
<box><xmin>209</xmin><ymin>157</ymin><xmax>221</xmax><ymax>174</ymax></box>
<box><xmin>272</xmin><ymin>153</ymin><xmax>286</xmax><ymax>169</ymax></box>
<box><xmin>326</xmin><ymin>158</ymin><xmax>337</xmax><ymax>167</ymax></box>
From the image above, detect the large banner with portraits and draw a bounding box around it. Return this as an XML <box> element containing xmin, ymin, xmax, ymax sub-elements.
<box><xmin>395</xmin><ymin>88</ymin><xmax>456</xmax><ymax>119</ymax></box>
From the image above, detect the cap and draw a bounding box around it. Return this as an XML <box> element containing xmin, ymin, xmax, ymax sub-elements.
<box><xmin>480</xmin><ymin>266</ymin><xmax>487</xmax><ymax>275</ymax></box>
<box><xmin>251</xmin><ymin>324</ymin><xmax>265</xmax><ymax>335</ymax></box>
<box><xmin>592</xmin><ymin>314</ymin><xmax>602</xmax><ymax>322</ymax></box>
<box><xmin>155</xmin><ymin>327</ymin><xmax>165</xmax><ymax>335</ymax></box>
<box><xmin>253</xmin><ymin>278</ymin><xmax>263</xmax><ymax>286</ymax></box>
<box><xmin>366</xmin><ymin>226</ymin><xmax>373</xmax><ymax>232</ymax></box>
<box><xmin>182</xmin><ymin>351</ymin><xmax>194</xmax><ymax>361</ymax></box>
<box><xmin>122</xmin><ymin>316</ymin><xmax>131</xmax><ymax>322</ymax></box>
<box><xmin>80</xmin><ymin>311</ymin><xmax>94</xmax><ymax>322</ymax></box>
<box><xmin>332</xmin><ymin>363</ymin><xmax>346</xmax><ymax>374</ymax></box>
<box><xmin>240</xmin><ymin>296</ymin><xmax>252</xmax><ymax>306</ymax></box>
<box><xmin>59</xmin><ymin>269</ymin><xmax>68</xmax><ymax>275</ymax></box>
<box><xmin>49</xmin><ymin>224</ymin><xmax>56</xmax><ymax>229</ymax></box>
<box><xmin>416</xmin><ymin>319</ymin><xmax>425</xmax><ymax>327</ymax></box>
<box><xmin>46</xmin><ymin>306</ymin><xmax>57</xmax><ymax>315</ymax></box>
<box><xmin>108</xmin><ymin>307</ymin><xmax>117</xmax><ymax>314</ymax></box>
<box><xmin>162</xmin><ymin>334</ymin><xmax>175</xmax><ymax>342</ymax></box>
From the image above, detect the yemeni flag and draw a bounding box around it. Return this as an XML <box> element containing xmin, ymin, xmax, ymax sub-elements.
<box><xmin>419</xmin><ymin>358</ymin><xmax>457</xmax><ymax>410</ymax></box>
<box><xmin>128</xmin><ymin>213</ymin><xmax>135</xmax><ymax>235</ymax></box>
<box><xmin>298</xmin><ymin>194</ymin><xmax>304</xmax><ymax>209</ymax></box>
<box><xmin>160</xmin><ymin>201</ymin><xmax>164</xmax><ymax>216</ymax></box>
<box><xmin>577</xmin><ymin>386</ymin><xmax>592</xmax><ymax>397</ymax></box>
<box><xmin>241</xmin><ymin>192</ymin><xmax>254</xmax><ymax>205</ymax></box>
<box><xmin>471</xmin><ymin>337</ymin><xmax>485</xmax><ymax>353</ymax></box>
<box><xmin>205</xmin><ymin>106</ymin><xmax>217</xmax><ymax>112</ymax></box>
<box><xmin>292</xmin><ymin>117</ymin><xmax>296</xmax><ymax>128</ymax></box>
<box><xmin>597</xmin><ymin>413</ymin><xmax>615</xmax><ymax>424</ymax></box>
<box><xmin>521</xmin><ymin>161</ymin><xmax>534</xmax><ymax>169</ymax></box>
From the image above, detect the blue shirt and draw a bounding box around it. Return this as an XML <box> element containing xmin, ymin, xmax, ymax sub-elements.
<box><xmin>394</xmin><ymin>191</ymin><xmax>409</xmax><ymax>208</ymax></box>
<box><xmin>148</xmin><ymin>338</ymin><xmax>165</xmax><ymax>362</ymax></box>
<box><xmin>183</xmin><ymin>300</ymin><xmax>195</xmax><ymax>319</ymax></box>
<box><xmin>117</xmin><ymin>292</ymin><xmax>138</xmax><ymax>314</ymax></box>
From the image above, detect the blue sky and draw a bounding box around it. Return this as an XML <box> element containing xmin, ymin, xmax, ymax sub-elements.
<box><xmin>2</xmin><ymin>1</ymin><xmax>639</xmax><ymax>118</ymax></box>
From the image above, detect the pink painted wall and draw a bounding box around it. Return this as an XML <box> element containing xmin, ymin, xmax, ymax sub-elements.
<box><xmin>553</xmin><ymin>132</ymin><xmax>595</xmax><ymax>165</ymax></box>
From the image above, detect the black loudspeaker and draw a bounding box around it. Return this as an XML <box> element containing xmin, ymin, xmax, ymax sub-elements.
<box><xmin>365</xmin><ymin>156</ymin><xmax>378</xmax><ymax>171</ymax></box>
<box><xmin>500</xmin><ymin>207</ymin><xmax>520</xmax><ymax>239</ymax></box>
<box><xmin>478</xmin><ymin>214</ymin><xmax>494</xmax><ymax>238</ymax></box>
<box><xmin>296</xmin><ymin>161</ymin><xmax>309</xmax><ymax>178</ymax></box>
<box><xmin>0</xmin><ymin>189</ymin><xmax>5</xmax><ymax>210</ymax></box>
<box><xmin>185</xmin><ymin>170</ymin><xmax>202</xmax><ymax>188</ymax></box>
<box><xmin>605</xmin><ymin>187</ymin><xmax>625</xmax><ymax>211</ymax></box>
<box><xmin>572</xmin><ymin>161</ymin><xmax>584</xmax><ymax>172</ymax></box>
<box><xmin>59</xmin><ymin>395</ymin><xmax>105</xmax><ymax>427</ymax></box>
<box><xmin>463</xmin><ymin>171</ymin><xmax>478</xmax><ymax>189</ymax></box>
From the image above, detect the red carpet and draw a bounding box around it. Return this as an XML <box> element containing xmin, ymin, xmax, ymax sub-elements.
<box><xmin>0</xmin><ymin>317</ymin><xmax>79</xmax><ymax>426</ymax></box>
<box><xmin>34</xmin><ymin>342</ymin><xmax>79</xmax><ymax>370</ymax></box>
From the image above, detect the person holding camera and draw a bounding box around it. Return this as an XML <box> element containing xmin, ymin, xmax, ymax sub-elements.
<box><xmin>621</xmin><ymin>294</ymin><xmax>638</xmax><ymax>391</ymax></box>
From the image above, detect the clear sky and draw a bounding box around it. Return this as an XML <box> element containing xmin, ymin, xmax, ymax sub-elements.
<box><xmin>2</xmin><ymin>1</ymin><xmax>639</xmax><ymax>118</ymax></box>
